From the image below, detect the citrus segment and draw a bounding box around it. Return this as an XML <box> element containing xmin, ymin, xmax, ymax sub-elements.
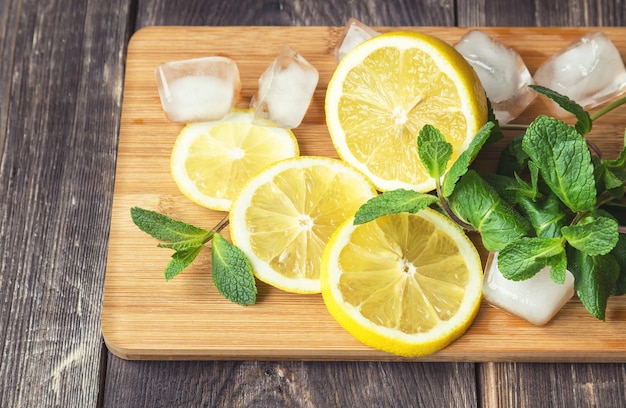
<box><xmin>321</xmin><ymin>209</ymin><xmax>483</xmax><ymax>357</ymax></box>
<box><xmin>170</xmin><ymin>109</ymin><xmax>299</xmax><ymax>211</ymax></box>
<box><xmin>229</xmin><ymin>156</ymin><xmax>377</xmax><ymax>294</ymax></box>
<box><xmin>325</xmin><ymin>31</ymin><xmax>488</xmax><ymax>192</ymax></box>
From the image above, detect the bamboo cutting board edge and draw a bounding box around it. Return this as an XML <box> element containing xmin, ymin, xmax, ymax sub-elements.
<box><xmin>102</xmin><ymin>26</ymin><xmax>626</xmax><ymax>361</ymax></box>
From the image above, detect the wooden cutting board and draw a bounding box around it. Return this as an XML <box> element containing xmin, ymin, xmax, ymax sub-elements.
<box><xmin>102</xmin><ymin>26</ymin><xmax>626</xmax><ymax>361</ymax></box>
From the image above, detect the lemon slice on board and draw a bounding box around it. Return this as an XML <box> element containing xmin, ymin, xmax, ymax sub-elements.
<box><xmin>320</xmin><ymin>209</ymin><xmax>483</xmax><ymax>357</ymax></box>
<box><xmin>229</xmin><ymin>156</ymin><xmax>377</xmax><ymax>294</ymax></box>
<box><xmin>170</xmin><ymin>109</ymin><xmax>299</xmax><ymax>211</ymax></box>
<box><xmin>325</xmin><ymin>31</ymin><xmax>488</xmax><ymax>192</ymax></box>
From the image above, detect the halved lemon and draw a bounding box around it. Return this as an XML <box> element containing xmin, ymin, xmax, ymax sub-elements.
<box><xmin>229</xmin><ymin>156</ymin><xmax>377</xmax><ymax>294</ymax></box>
<box><xmin>321</xmin><ymin>209</ymin><xmax>483</xmax><ymax>357</ymax></box>
<box><xmin>170</xmin><ymin>109</ymin><xmax>299</xmax><ymax>211</ymax></box>
<box><xmin>325</xmin><ymin>31</ymin><xmax>488</xmax><ymax>192</ymax></box>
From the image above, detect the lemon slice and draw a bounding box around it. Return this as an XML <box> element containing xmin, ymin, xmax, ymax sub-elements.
<box><xmin>325</xmin><ymin>31</ymin><xmax>488</xmax><ymax>192</ymax></box>
<box><xmin>170</xmin><ymin>109</ymin><xmax>299</xmax><ymax>211</ymax></box>
<box><xmin>229</xmin><ymin>156</ymin><xmax>377</xmax><ymax>294</ymax></box>
<box><xmin>320</xmin><ymin>209</ymin><xmax>483</xmax><ymax>357</ymax></box>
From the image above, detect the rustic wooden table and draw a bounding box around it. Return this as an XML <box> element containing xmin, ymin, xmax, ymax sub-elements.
<box><xmin>1</xmin><ymin>0</ymin><xmax>625</xmax><ymax>407</ymax></box>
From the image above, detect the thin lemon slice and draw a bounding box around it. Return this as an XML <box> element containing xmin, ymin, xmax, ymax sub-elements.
<box><xmin>321</xmin><ymin>209</ymin><xmax>483</xmax><ymax>357</ymax></box>
<box><xmin>325</xmin><ymin>31</ymin><xmax>488</xmax><ymax>192</ymax></box>
<box><xmin>170</xmin><ymin>109</ymin><xmax>299</xmax><ymax>211</ymax></box>
<box><xmin>229</xmin><ymin>156</ymin><xmax>377</xmax><ymax>294</ymax></box>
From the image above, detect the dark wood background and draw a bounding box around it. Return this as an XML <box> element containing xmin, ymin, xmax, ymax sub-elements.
<box><xmin>1</xmin><ymin>0</ymin><xmax>625</xmax><ymax>407</ymax></box>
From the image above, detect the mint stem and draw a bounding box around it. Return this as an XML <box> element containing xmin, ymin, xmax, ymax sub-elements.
<box><xmin>205</xmin><ymin>215</ymin><xmax>230</xmax><ymax>244</ymax></box>
<box><xmin>435</xmin><ymin>180</ymin><xmax>476</xmax><ymax>232</ymax></box>
<box><xmin>500</xmin><ymin>123</ymin><xmax>529</xmax><ymax>131</ymax></box>
<box><xmin>590</xmin><ymin>95</ymin><xmax>626</xmax><ymax>121</ymax></box>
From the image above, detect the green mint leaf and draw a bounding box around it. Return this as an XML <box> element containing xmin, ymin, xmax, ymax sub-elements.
<box><xmin>547</xmin><ymin>249</ymin><xmax>568</xmax><ymax>284</ymax></box>
<box><xmin>442</xmin><ymin>121</ymin><xmax>495</xmax><ymax>197</ymax></box>
<box><xmin>485</xmin><ymin>98</ymin><xmax>504</xmax><ymax>144</ymax></box>
<box><xmin>561</xmin><ymin>215</ymin><xmax>618</xmax><ymax>256</ymax></box>
<box><xmin>211</xmin><ymin>234</ymin><xmax>257</xmax><ymax>306</ymax></box>
<box><xmin>448</xmin><ymin>170</ymin><xmax>530</xmax><ymax>251</ymax></box>
<box><xmin>529</xmin><ymin>85</ymin><xmax>592</xmax><ymax>135</ymax></box>
<box><xmin>497</xmin><ymin>135</ymin><xmax>529</xmax><ymax>177</ymax></box>
<box><xmin>485</xmin><ymin>173</ymin><xmax>538</xmax><ymax>203</ymax></box>
<box><xmin>158</xmin><ymin>238</ymin><xmax>213</xmax><ymax>252</ymax></box>
<box><xmin>609</xmin><ymin>234</ymin><xmax>626</xmax><ymax>296</ymax></box>
<box><xmin>498</xmin><ymin>237</ymin><xmax>565</xmax><ymax>281</ymax></box>
<box><xmin>567</xmin><ymin>248</ymin><xmax>620</xmax><ymax>320</ymax></box>
<box><xmin>131</xmin><ymin>206</ymin><xmax>211</xmax><ymax>243</ymax></box>
<box><xmin>606</xmin><ymin>146</ymin><xmax>626</xmax><ymax>170</ymax></box>
<box><xmin>516</xmin><ymin>193</ymin><xmax>570</xmax><ymax>239</ymax></box>
<box><xmin>164</xmin><ymin>246</ymin><xmax>203</xmax><ymax>281</ymax></box>
<box><xmin>522</xmin><ymin>115</ymin><xmax>596</xmax><ymax>212</ymax></box>
<box><xmin>354</xmin><ymin>189</ymin><xmax>438</xmax><ymax>225</ymax></box>
<box><xmin>417</xmin><ymin>125</ymin><xmax>452</xmax><ymax>180</ymax></box>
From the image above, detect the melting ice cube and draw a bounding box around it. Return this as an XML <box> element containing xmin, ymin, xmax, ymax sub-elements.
<box><xmin>250</xmin><ymin>44</ymin><xmax>319</xmax><ymax>129</ymax></box>
<box><xmin>482</xmin><ymin>252</ymin><xmax>575</xmax><ymax>326</ymax></box>
<box><xmin>334</xmin><ymin>18</ymin><xmax>379</xmax><ymax>63</ymax></box>
<box><xmin>454</xmin><ymin>30</ymin><xmax>536</xmax><ymax>124</ymax></box>
<box><xmin>155</xmin><ymin>56</ymin><xmax>241</xmax><ymax>123</ymax></box>
<box><xmin>534</xmin><ymin>31</ymin><xmax>626</xmax><ymax>117</ymax></box>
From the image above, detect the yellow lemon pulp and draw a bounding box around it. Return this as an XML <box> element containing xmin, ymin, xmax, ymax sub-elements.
<box><xmin>326</xmin><ymin>31</ymin><xmax>487</xmax><ymax>192</ymax></box>
<box><xmin>321</xmin><ymin>209</ymin><xmax>483</xmax><ymax>357</ymax></box>
<box><xmin>170</xmin><ymin>109</ymin><xmax>299</xmax><ymax>211</ymax></box>
<box><xmin>229</xmin><ymin>156</ymin><xmax>377</xmax><ymax>294</ymax></box>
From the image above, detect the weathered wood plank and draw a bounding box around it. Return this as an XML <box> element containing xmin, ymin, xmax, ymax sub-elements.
<box><xmin>0</xmin><ymin>0</ymin><xmax>133</xmax><ymax>406</ymax></box>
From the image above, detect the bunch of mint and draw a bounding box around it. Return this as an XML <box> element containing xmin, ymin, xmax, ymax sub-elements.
<box><xmin>355</xmin><ymin>86</ymin><xmax>626</xmax><ymax>320</ymax></box>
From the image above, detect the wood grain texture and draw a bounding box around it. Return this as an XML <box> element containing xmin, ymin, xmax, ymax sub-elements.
<box><xmin>0</xmin><ymin>0</ymin><xmax>132</xmax><ymax>406</ymax></box>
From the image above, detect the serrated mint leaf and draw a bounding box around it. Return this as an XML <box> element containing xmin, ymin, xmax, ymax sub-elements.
<box><xmin>529</xmin><ymin>85</ymin><xmax>592</xmax><ymax>135</ymax></box>
<box><xmin>497</xmin><ymin>135</ymin><xmax>528</xmax><ymax>177</ymax></box>
<box><xmin>547</xmin><ymin>249</ymin><xmax>568</xmax><ymax>284</ymax></box>
<box><xmin>561</xmin><ymin>215</ymin><xmax>618</xmax><ymax>256</ymax></box>
<box><xmin>158</xmin><ymin>239</ymin><xmax>212</xmax><ymax>252</ymax></box>
<box><xmin>522</xmin><ymin>115</ymin><xmax>596</xmax><ymax>212</ymax></box>
<box><xmin>165</xmin><ymin>246</ymin><xmax>203</xmax><ymax>281</ymax></box>
<box><xmin>606</xmin><ymin>146</ymin><xmax>626</xmax><ymax>170</ymax></box>
<box><xmin>567</xmin><ymin>248</ymin><xmax>620</xmax><ymax>320</ymax></box>
<box><xmin>211</xmin><ymin>234</ymin><xmax>257</xmax><ymax>306</ymax></box>
<box><xmin>485</xmin><ymin>173</ymin><xmax>537</xmax><ymax>203</ymax></box>
<box><xmin>448</xmin><ymin>170</ymin><xmax>530</xmax><ymax>251</ymax></box>
<box><xmin>486</xmin><ymin>98</ymin><xmax>504</xmax><ymax>144</ymax></box>
<box><xmin>442</xmin><ymin>121</ymin><xmax>495</xmax><ymax>197</ymax></box>
<box><xmin>131</xmin><ymin>206</ymin><xmax>210</xmax><ymax>243</ymax></box>
<box><xmin>417</xmin><ymin>125</ymin><xmax>452</xmax><ymax>180</ymax></box>
<box><xmin>610</xmin><ymin>234</ymin><xmax>626</xmax><ymax>296</ymax></box>
<box><xmin>516</xmin><ymin>193</ymin><xmax>569</xmax><ymax>239</ymax></box>
<box><xmin>354</xmin><ymin>189</ymin><xmax>438</xmax><ymax>225</ymax></box>
<box><xmin>498</xmin><ymin>237</ymin><xmax>564</xmax><ymax>281</ymax></box>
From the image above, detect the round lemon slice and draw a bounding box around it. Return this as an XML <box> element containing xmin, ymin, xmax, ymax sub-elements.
<box><xmin>170</xmin><ymin>109</ymin><xmax>299</xmax><ymax>211</ymax></box>
<box><xmin>325</xmin><ymin>31</ymin><xmax>488</xmax><ymax>192</ymax></box>
<box><xmin>229</xmin><ymin>156</ymin><xmax>377</xmax><ymax>294</ymax></box>
<box><xmin>320</xmin><ymin>209</ymin><xmax>483</xmax><ymax>357</ymax></box>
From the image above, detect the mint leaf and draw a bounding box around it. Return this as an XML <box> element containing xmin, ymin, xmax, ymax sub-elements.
<box><xmin>610</xmin><ymin>234</ymin><xmax>626</xmax><ymax>296</ymax></box>
<box><xmin>417</xmin><ymin>125</ymin><xmax>452</xmax><ymax>180</ymax></box>
<box><xmin>486</xmin><ymin>173</ymin><xmax>538</xmax><ymax>203</ymax></box>
<box><xmin>561</xmin><ymin>215</ymin><xmax>619</xmax><ymax>256</ymax></box>
<box><xmin>442</xmin><ymin>121</ymin><xmax>495</xmax><ymax>197</ymax></box>
<box><xmin>498</xmin><ymin>237</ymin><xmax>565</xmax><ymax>281</ymax></box>
<box><xmin>529</xmin><ymin>85</ymin><xmax>592</xmax><ymax>135</ymax></box>
<box><xmin>546</xmin><ymin>249</ymin><xmax>568</xmax><ymax>284</ymax></box>
<box><xmin>568</xmin><ymin>248</ymin><xmax>620</xmax><ymax>320</ymax></box>
<box><xmin>165</xmin><ymin>246</ymin><xmax>203</xmax><ymax>280</ymax></box>
<box><xmin>211</xmin><ymin>234</ymin><xmax>257</xmax><ymax>306</ymax></box>
<box><xmin>516</xmin><ymin>193</ymin><xmax>570</xmax><ymax>239</ymax></box>
<box><xmin>497</xmin><ymin>135</ymin><xmax>528</xmax><ymax>177</ymax></box>
<box><xmin>485</xmin><ymin>98</ymin><xmax>504</xmax><ymax>144</ymax></box>
<box><xmin>131</xmin><ymin>206</ymin><xmax>211</xmax><ymax>243</ymax></box>
<box><xmin>606</xmin><ymin>146</ymin><xmax>626</xmax><ymax>170</ymax></box>
<box><xmin>354</xmin><ymin>189</ymin><xmax>438</xmax><ymax>225</ymax></box>
<box><xmin>522</xmin><ymin>115</ymin><xmax>596</xmax><ymax>212</ymax></box>
<box><xmin>448</xmin><ymin>170</ymin><xmax>530</xmax><ymax>251</ymax></box>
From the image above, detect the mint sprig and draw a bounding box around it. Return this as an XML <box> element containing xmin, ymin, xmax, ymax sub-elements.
<box><xmin>353</xmin><ymin>90</ymin><xmax>626</xmax><ymax>321</ymax></box>
<box><xmin>130</xmin><ymin>207</ymin><xmax>257</xmax><ymax>306</ymax></box>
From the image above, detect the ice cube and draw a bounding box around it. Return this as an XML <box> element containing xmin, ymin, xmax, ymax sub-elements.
<box><xmin>155</xmin><ymin>56</ymin><xmax>241</xmax><ymax>123</ymax></box>
<box><xmin>454</xmin><ymin>30</ymin><xmax>536</xmax><ymax>124</ymax></box>
<box><xmin>250</xmin><ymin>44</ymin><xmax>319</xmax><ymax>129</ymax></box>
<box><xmin>334</xmin><ymin>18</ymin><xmax>379</xmax><ymax>63</ymax></box>
<box><xmin>482</xmin><ymin>252</ymin><xmax>575</xmax><ymax>326</ymax></box>
<box><xmin>533</xmin><ymin>31</ymin><xmax>626</xmax><ymax>117</ymax></box>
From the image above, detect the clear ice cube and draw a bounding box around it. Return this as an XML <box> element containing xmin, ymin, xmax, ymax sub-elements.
<box><xmin>533</xmin><ymin>31</ymin><xmax>626</xmax><ymax>117</ymax></box>
<box><xmin>155</xmin><ymin>56</ymin><xmax>241</xmax><ymax>123</ymax></box>
<box><xmin>454</xmin><ymin>30</ymin><xmax>536</xmax><ymax>124</ymax></box>
<box><xmin>250</xmin><ymin>44</ymin><xmax>319</xmax><ymax>129</ymax></box>
<box><xmin>334</xmin><ymin>18</ymin><xmax>379</xmax><ymax>63</ymax></box>
<box><xmin>482</xmin><ymin>252</ymin><xmax>575</xmax><ymax>326</ymax></box>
